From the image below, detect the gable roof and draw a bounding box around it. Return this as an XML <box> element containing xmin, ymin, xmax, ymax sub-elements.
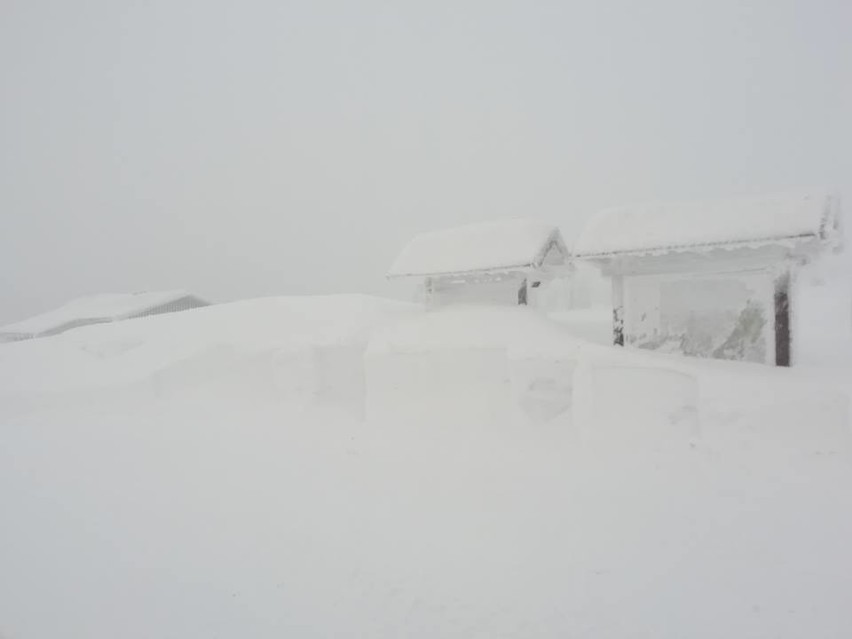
<box><xmin>388</xmin><ymin>219</ymin><xmax>570</xmax><ymax>278</ymax></box>
<box><xmin>574</xmin><ymin>191</ymin><xmax>842</xmax><ymax>258</ymax></box>
<box><xmin>0</xmin><ymin>290</ymin><xmax>207</xmax><ymax>339</ymax></box>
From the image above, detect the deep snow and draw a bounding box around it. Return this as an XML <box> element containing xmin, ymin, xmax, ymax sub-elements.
<box><xmin>1</xmin><ymin>295</ymin><xmax>852</xmax><ymax>638</ymax></box>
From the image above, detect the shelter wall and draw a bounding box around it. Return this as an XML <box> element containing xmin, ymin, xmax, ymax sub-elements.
<box><xmin>622</xmin><ymin>269</ymin><xmax>776</xmax><ymax>364</ymax></box>
<box><xmin>424</xmin><ymin>272</ymin><xmax>570</xmax><ymax>309</ymax></box>
<box><xmin>427</xmin><ymin>274</ymin><xmax>527</xmax><ymax>308</ymax></box>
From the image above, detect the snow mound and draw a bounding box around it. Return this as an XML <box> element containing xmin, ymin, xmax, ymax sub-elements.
<box><xmin>367</xmin><ymin>305</ymin><xmax>576</xmax><ymax>354</ymax></box>
<box><xmin>550</xmin><ymin>307</ymin><xmax>613</xmax><ymax>345</ymax></box>
<box><xmin>367</xmin><ymin>307</ymin><xmax>582</xmax><ymax>429</ymax></box>
<box><xmin>2</xmin><ymin>293</ymin><xmax>852</xmax><ymax>637</ymax></box>
<box><xmin>573</xmin><ymin>362</ymin><xmax>700</xmax><ymax>450</ymax></box>
<box><xmin>0</xmin><ymin>295</ymin><xmax>417</xmax><ymax>410</ymax></box>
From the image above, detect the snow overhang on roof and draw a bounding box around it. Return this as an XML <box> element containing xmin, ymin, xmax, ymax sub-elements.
<box><xmin>0</xmin><ymin>290</ymin><xmax>207</xmax><ymax>337</ymax></box>
<box><xmin>573</xmin><ymin>191</ymin><xmax>843</xmax><ymax>259</ymax></box>
<box><xmin>388</xmin><ymin>219</ymin><xmax>571</xmax><ymax>279</ymax></box>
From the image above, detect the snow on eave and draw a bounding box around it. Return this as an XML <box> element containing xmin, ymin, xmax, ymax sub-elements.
<box><xmin>387</xmin><ymin>221</ymin><xmax>571</xmax><ymax>280</ymax></box>
<box><xmin>387</xmin><ymin>260</ymin><xmax>539</xmax><ymax>280</ymax></box>
<box><xmin>574</xmin><ymin>232</ymin><xmax>823</xmax><ymax>260</ymax></box>
<box><xmin>573</xmin><ymin>190</ymin><xmax>842</xmax><ymax>260</ymax></box>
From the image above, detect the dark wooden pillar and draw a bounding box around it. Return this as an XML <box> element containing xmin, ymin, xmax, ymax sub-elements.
<box><xmin>774</xmin><ymin>271</ymin><xmax>791</xmax><ymax>367</ymax></box>
<box><xmin>518</xmin><ymin>279</ymin><xmax>528</xmax><ymax>306</ymax></box>
<box><xmin>424</xmin><ymin>277</ymin><xmax>434</xmax><ymax>306</ymax></box>
<box><xmin>612</xmin><ymin>274</ymin><xmax>625</xmax><ymax>346</ymax></box>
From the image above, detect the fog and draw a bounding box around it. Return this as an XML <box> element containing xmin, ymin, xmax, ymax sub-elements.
<box><xmin>1</xmin><ymin>0</ymin><xmax>850</xmax><ymax>323</ymax></box>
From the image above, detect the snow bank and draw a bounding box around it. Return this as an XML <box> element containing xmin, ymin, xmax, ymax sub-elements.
<box><xmin>573</xmin><ymin>362</ymin><xmax>699</xmax><ymax>450</ymax></box>
<box><xmin>550</xmin><ymin>307</ymin><xmax>613</xmax><ymax>345</ymax></box>
<box><xmin>366</xmin><ymin>307</ymin><xmax>582</xmax><ymax>429</ymax></box>
<box><xmin>3</xmin><ymin>297</ymin><xmax>852</xmax><ymax>637</ymax></box>
<box><xmin>4</xmin><ymin>297</ymin><xmax>845</xmax><ymax>453</ymax></box>
<box><xmin>792</xmin><ymin>252</ymin><xmax>852</xmax><ymax>367</ymax></box>
<box><xmin>574</xmin><ymin>340</ymin><xmax>851</xmax><ymax>456</ymax></box>
<box><xmin>363</xmin><ymin>304</ymin><xmax>849</xmax><ymax>453</ymax></box>
<box><xmin>0</xmin><ymin>294</ymin><xmax>416</xmax><ymax>415</ymax></box>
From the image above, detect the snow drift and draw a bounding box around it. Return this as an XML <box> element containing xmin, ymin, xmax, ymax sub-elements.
<box><xmin>1</xmin><ymin>294</ymin><xmax>852</xmax><ymax>638</ymax></box>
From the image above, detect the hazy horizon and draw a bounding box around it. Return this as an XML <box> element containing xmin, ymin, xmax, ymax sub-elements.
<box><xmin>2</xmin><ymin>0</ymin><xmax>850</xmax><ymax>324</ymax></box>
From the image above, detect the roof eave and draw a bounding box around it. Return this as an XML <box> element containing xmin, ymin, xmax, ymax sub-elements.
<box><xmin>387</xmin><ymin>261</ymin><xmax>539</xmax><ymax>280</ymax></box>
<box><xmin>574</xmin><ymin>232</ymin><xmax>825</xmax><ymax>261</ymax></box>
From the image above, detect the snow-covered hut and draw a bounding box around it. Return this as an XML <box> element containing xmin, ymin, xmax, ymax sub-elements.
<box><xmin>0</xmin><ymin>290</ymin><xmax>209</xmax><ymax>343</ymax></box>
<box><xmin>388</xmin><ymin>219</ymin><xmax>572</xmax><ymax>309</ymax></box>
<box><xmin>574</xmin><ymin>192</ymin><xmax>843</xmax><ymax>366</ymax></box>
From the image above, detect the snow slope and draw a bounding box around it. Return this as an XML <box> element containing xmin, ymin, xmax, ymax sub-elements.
<box><xmin>0</xmin><ymin>294</ymin><xmax>414</xmax><ymax>394</ymax></box>
<box><xmin>2</xmin><ymin>295</ymin><xmax>852</xmax><ymax>638</ymax></box>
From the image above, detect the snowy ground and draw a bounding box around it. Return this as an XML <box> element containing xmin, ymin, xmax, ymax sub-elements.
<box><xmin>2</xmin><ymin>296</ymin><xmax>852</xmax><ymax>638</ymax></box>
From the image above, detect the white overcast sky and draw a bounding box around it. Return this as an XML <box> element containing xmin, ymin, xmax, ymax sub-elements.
<box><xmin>1</xmin><ymin>0</ymin><xmax>850</xmax><ymax>322</ymax></box>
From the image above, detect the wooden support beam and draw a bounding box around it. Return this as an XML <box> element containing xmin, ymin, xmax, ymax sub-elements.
<box><xmin>774</xmin><ymin>271</ymin><xmax>791</xmax><ymax>367</ymax></box>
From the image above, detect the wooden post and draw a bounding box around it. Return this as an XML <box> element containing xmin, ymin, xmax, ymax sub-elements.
<box><xmin>518</xmin><ymin>279</ymin><xmax>528</xmax><ymax>306</ymax></box>
<box><xmin>424</xmin><ymin>277</ymin><xmax>435</xmax><ymax>307</ymax></box>
<box><xmin>612</xmin><ymin>274</ymin><xmax>625</xmax><ymax>346</ymax></box>
<box><xmin>774</xmin><ymin>271</ymin><xmax>791</xmax><ymax>367</ymax></box>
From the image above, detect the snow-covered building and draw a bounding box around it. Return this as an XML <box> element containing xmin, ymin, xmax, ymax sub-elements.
<box><xmin>574</xmin><ymin>192</ymin><xmax>843</xmax><ymax>366</ymax></box>
<box><xmin>0</xmin><ymin>290</ymin><xmax>209</xmax><ymax>343</ymax></box>
<box><xmin>388</xmin><ymin>219</ymin><xmax>572</xmax><ymax>309</ymax></box>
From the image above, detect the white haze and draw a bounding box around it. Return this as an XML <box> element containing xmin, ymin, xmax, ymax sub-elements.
<box><xmin>1</xmin><ymin>0</ymin><xmax>850</xmax><ymax>323</ymax></box>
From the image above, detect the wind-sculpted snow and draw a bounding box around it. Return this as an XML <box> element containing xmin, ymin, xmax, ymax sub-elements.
<box><xmin>1</xmin><ymin>296</ymin><xmax>851</xmax><ymax>638</ymax></box>
<box><xmin>0</xmin><ymin>294</ymin><xmax>415</xmax><ymax>408</ymax></box>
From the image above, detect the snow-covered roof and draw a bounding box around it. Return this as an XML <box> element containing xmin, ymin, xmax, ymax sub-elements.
<box><xmin>574</xmin><ymin>191</ymin><xmax>842</xmax><ymax>258</ymax></box>
<box><xmin>388</xmin><ymin>219</ymin><xmax>570</xmax><ymax>278</ymax></box>
<box><xmin>0</xmin><ymin>290</ymin><xmax>207</xmax><ymax>338</ymax></box>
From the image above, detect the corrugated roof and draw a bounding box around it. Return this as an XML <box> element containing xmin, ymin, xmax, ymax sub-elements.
<box><xmin>0</xmin><ymin>290</ymin><xmax>205</xmax><ymax>337</ymax></box>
